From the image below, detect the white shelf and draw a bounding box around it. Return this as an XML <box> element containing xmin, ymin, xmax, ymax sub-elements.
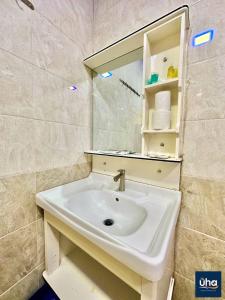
<box><xmin>43</xmin><ymin>248</ymin><xmax>139</xmax><ymax>300</ymax></box>
<box><xmin>85</xmin><ymin>150</ymin><xmax>182</xmax><ymax>162</ymax></box>
<box><xmin>144</xmin><ymin>78</ymin><xmax>179</xmax><ymax>94</ymax></box>
<box><xmin>142</xmin><ymin>12</ymin><xmax>187</xmax><ymax>158</ymax></box>
<box><xmin>142</xmin><ymin>129</ymin><xmax>178</xmax><ymax>134</ymax></box>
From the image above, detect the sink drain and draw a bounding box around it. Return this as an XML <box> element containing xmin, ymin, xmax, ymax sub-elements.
<box><xmin>103</xmin><ymin>219</ymin><xmax>114</xmax><ymax>226</ymax></box>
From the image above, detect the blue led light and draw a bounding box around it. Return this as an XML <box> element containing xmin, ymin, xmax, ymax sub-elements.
<box><xmin>192</xmin><ymin>29</ymin><xmax>214</xmax><ymax>47</ymax></box>
<box><xmin>99</xmin><ymin>72</ymin><xmax>112</xmax><ymax>78</ymax></box>
<box><xmin>69</xmin><ymin>85</ymin><xmax>77</xmax><ymax>91</ymax></box>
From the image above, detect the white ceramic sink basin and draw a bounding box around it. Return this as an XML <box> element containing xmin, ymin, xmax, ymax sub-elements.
<box><xmin>36</xmin><ymin>173</ymin><xmax>181</xmax><ymax>281</ymax></box>
<box><xmin>65</xmin><ymin>190</ymin><xmax>147</xmax><ymax>236</ymax></box>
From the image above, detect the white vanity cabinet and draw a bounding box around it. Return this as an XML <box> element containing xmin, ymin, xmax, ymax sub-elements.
<box><xmin>36</xmin><ymin>173</ymin><xmax>181</xmax><ymax>300</ymax></box>
<box><xmin>42</xmin><ymin>211</ymin><xmax>175</xmax><ymax>300</ymax></box>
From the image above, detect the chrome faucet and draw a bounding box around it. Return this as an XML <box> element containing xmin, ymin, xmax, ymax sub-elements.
<box><xmin>113</xmin><ymin>169</ymin><xmax>125</xmax><ymax>192</ymax></box>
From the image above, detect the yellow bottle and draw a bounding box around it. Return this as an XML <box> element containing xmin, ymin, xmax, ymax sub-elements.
<box><xmin>167</xmin><ymin>66</ymin><xmax>178</xmax><ymax>79</ymax></box>
<box><xmin>167</xmin><ymin>66</ymin><xmax>175</xmax><ymax>78</ymax></box>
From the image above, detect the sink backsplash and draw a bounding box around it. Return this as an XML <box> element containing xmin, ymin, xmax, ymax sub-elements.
<box><xmin>91</xmin><ymin>155</ymin><xmax>180</xmax><ymax>190</ymax></box>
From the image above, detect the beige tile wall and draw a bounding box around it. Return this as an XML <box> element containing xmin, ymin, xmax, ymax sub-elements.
<box><xmin>0</xmin><ymin>0</ymin><xmax>93</xmax><ymax>298</ymax></box>
<box><xmin>1</xmin><ymin>0</ymin><xmax>225</xmax><ymax>299</ymax></box>
<box><xmin>93</xmin><ymin>0</ymin><xmax>225</xmax><ymax>299</ymax></box>
<box><xmin>0</xmin><ymin>163</ymin><xmax>91</xmax><ymax>299</ymax></box>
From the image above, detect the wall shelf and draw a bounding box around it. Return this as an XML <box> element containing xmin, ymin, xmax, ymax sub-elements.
<box><xmin>142</xmin><ymin>129</ymin><xmax>178</xmax><ymax>134</ymax></box>
<box><xmin>144</xmin><ymin>78</ymin><xmax>179</xmax><ymax>94</ymax></box>
<box><xmin>85</xmin><ymin>150</ymin><xmax>182</xmax><ymax>163</ymax></box>
<box><xmin>141</xmin><ymin>12</ymin><xmax>187</xmax><ymax>159</ymax></box>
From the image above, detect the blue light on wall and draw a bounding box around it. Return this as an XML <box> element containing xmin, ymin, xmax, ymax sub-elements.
<box><xmin>69</xmin><ymin>85</ymin><xmax>77</xmax><ymax>91</ymax></box>
<box><xmin>99</xmin><ymin>72</ymin><xmax>112</xmax><ymax>78</ymax></box>
<box><xmin>192</xmin><ymin>29</ymin><xmax>214</xmax><ymax>47</ymax></box>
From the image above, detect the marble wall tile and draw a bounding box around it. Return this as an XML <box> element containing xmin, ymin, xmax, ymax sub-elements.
<box><xmin>33</xmin><ymin>68</ymin><xmax>78</xmax><ymax>125</ymax></box>
<box><xmin>0</xmin><ymin>223</ymin><xmax>37</xmax><ymax>294</ymax></box>
<box><xmin>0</xmin><ymin>0</ymin><xmax>33</xmax><ymax>62</ymax></box>
<box><xmin>93</xmin><ymin>0</ymin><xmax>198</xmax><ymax>53</ymax></box>
<box><xmin>185</xmin><ymin>54</ymin><xmax>225</xmax><ymax>120</ymax></box>
<box><xmin>94</xmin><ymin>0</ymin><xmax>170</xmax><ymax>52</ymax></box>
<box><xmin>36</xmin><ymin>162</ymin><xmax>91</xmax><ymax>192</ymax></box>
<box><xmin>173</xmin><ymin>273</ymin><xmax>195</xmax><ymax>300</ymax></box>
<box><xmin>0</xmin><ymin>1</ymin><xmax>93</xmax><ymax>177</ymax></box>
<box><xmin>33</xmin><ymin>68</ymin><xmax>92</xmax><ymax>127</ymax></box>
<box><xmin>0</xmin><ymin>173</ymin><xmax>36</xmax><ymax>238</ymax></box>
<box><xmin>33</xmin><ymin>0</ymin><xmax>93</xmax><ymax>57</ymax></box>
<box><xmin>169</xmin><ymin>0</ymin><xmax>201</xmax><ymax>7</ymax></box>
<box><xmin>35</xmin><ymin>120</ymin><xmax>78</xmax><ymax>171</ymax></box>
<box><xmin>72</xmin><ymin>79</ymin><xmax>92</xmax><ymax>128</ymax></box>
<box><xmin>36</xmin><ymin>263</ymin><xmax>45</xmax><ymax>288</ymax></box>
<box><xmin>0</xmin><ymin>269</ymin><xmax>39</xmax><ymax>300</ymax></box>
<box><xmin>36</xmin><ymin>219</ymin><xmax>44</xmax><ymax>266</ymax></box>
<box><xmin>182</xmin><ymin>119</ymin><xmax>225</xmax><ymax>180</ymax></box>
<box><xmin>31</xmin><ymin>13</ymin><xmax>88</xmax><ymax>82</ymax></box>
<box><xmin>0</xmin><ymin>1</ymin><xmax>93</xmax><ymax>299</ymax></box>
<box><xmin>179</xmin><ymin>176</ymin><xmax>225</xmax><ymax>241</ymax></box>
<box><xmin>188</xmin><ymin>0</ymin><xmax>225</xmax><ymax>64</ymax></box>
<box><xmin>35</xmin><ymin>120</ymin><xmax>91</xmax><ymax>171</ymax></box>
<box><xmin>0</xmin><ymin>116</ymin><xmax>36</xmax><ymax>177</ymax></box>
<box><xmin>175</xmin><ymin>226</ymin><xmax>225</xmax><ymax>295</ymax></box>
<box><xmin>0</xmin><ymin>50</ymin><xmax>34</xmax><ymax>118</ymax></box>
<box><xmin>172</xmin><ymin>272</ymin><xmax>225</xmax><ymax>300</ymax></box>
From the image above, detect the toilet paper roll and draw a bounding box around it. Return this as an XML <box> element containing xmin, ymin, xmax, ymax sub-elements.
<box><xmin>155</xmin><ymin>91</ymin><xmax>171</xmax><ymax>111</ymax></box>
<box><xmin>152</xmin><ymin>110</ymin><xmax>171</xmax><ymax>130</ymax></box>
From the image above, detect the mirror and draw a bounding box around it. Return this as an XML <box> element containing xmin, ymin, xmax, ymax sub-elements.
<box><xmin>92</xmin><ymin>49</ymin><xmax>143</xmax><ymax>153</ymax></box>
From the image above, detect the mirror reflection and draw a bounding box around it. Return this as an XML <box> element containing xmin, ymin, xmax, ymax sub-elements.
<box><xmin>93</xmin><ymin>50</ymin><xmax>143</xmax><ymax>153</ymax></box>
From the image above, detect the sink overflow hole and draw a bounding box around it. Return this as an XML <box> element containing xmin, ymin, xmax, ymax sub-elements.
<box><xmin>103</xmin><ymin>219</ymin><xmax>114</xmax><ymax>226</ymax></box>
<box><xmin>115</xmin><ymin>197</ymin><xmax>119</xmax><ymax>201</ymax></box>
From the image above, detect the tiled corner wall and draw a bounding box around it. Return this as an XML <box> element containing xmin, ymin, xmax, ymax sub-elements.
<box><xmin>1</xmin><ymin>0</ymin><xmax>225</xmax><ymax>299</ymax></box>
<box><xmin>93</xmin><ymin>0</ymin><xmax>225</xmax><ymax>299</ymax></box>
<box><xmin>0</xmin><ymin>0</ymin><xmax>93</xmax><ymax>299</ymax></box>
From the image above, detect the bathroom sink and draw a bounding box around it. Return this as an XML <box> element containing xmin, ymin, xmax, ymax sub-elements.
<box><xmin>36</xmin><ymin>173</ymin><xmax>181</xmax><ymax>281</ymax></box>
<box><xmin>65</xmin><ymin>190</ymin><xmax>147</xmax><ymax>236</ymax></box>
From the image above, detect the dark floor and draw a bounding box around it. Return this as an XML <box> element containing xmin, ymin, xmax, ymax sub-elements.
<box><xmin>29</xmin><ymin>283</ymin><xmax>60</xmax><ymax>300</ymax></box>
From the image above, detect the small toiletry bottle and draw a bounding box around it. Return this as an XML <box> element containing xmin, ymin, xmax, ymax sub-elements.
<box><xmin>147</xmin><ymin>73</ymin><xmax>159</xmax><ymax>84</ymax></box>
<box><xmin>167</xmin><ymin>66</ymin><xmax>175</xmax><ymax>79</ymax></box>
<box><xmin>174</xmin><ymin>68</ymin><xmax>178</xmax><ymax>77</ymax></box>
<box><xmin>167</xmin><ymin>66</ymin><xmax>178</xmax><ymax>79</ymax></box>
